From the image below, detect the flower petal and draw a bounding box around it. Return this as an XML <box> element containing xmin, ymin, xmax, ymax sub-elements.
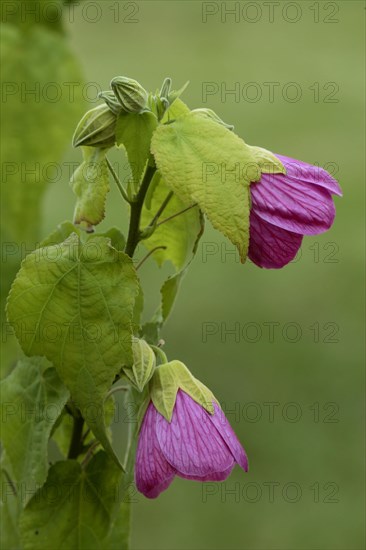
<box><xmin>156</xmin><ymin>390</ymin><xmax>234</xmax><ymax>477</ymax></box>
<box><xmin>135</xmin><ymin>402</ymin><xmax>176</xmax><ymax>499</ymax></box>
<box><xmin>276</xmin><ymin>154</ymin><xmax>342</xmax><ymax>196</ymax></box>
<box><xmin>250</xmin><ymin>171</ymin><xmax>336</xmax><ymax>235</ymax></box>
<box><xmin>208</xmin><ymin>402</ymin><xmax>249</xmax><ymax>472</ymax></box>
<box><xmin>179</xmin><ymin>463</ymin><xmax>234</xmax><ymax>482</ymax></box>
<box><xmin>248</xmin><ymin>210</ymin><xmax>303</xmax><ymax>269</ymax></box>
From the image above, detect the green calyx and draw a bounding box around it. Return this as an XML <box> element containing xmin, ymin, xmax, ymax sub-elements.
<box><xmin>149</xmin><ymin>360</ymin><xmax>216</xmax><ymax>422</ymax></box>
<box><xmin>123</xmin><ymin>339</ymin><xmax>156</xmax><ymax>392</ymax></box>
<box><xmin>248</xmin><ymin>145</ymin><xmax>286</xmax><ymax>177</ymax></box>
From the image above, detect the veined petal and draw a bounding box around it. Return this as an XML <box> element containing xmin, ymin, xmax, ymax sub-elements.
<box><xmin>276</xmin><ymin>154</ymin><xmax>342</xmax><ymax>196</ymax></box>
<box><xmin>248</xmin><ymin>210</ymin><xmax>303</xmax><ymax>269</ymax></box>
<box><xmin>179</xmin><ymin>463</ymin><xmax>234</xmax><ymax>482</ymax></box>
<box><xmin>251</xmin><ymin>172</ymin><xmax>336</xmax><ymax>235</ymax></box>
<box><xmin>135</xmin><ymin>402</ymin><xmax>176</xmax><ymax>499</ymax></box>
<box><xmin>208</xmin><ymin>402</ymin><xmax>249</xmax><ymax>472</ymax></box>
<box><xmin>156</xmin><ymin>390</ymin><xmax>234</xmax><ymax>477</ymax></box>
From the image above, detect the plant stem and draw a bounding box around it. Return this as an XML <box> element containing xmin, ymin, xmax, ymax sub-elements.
<box><xmin>136</xmin><ymin>246</ymin><xmax>167</xmax><ymax>270</ymax></box>
<box><xmin>67</xmin><ymin>415</ymin><xmax>84</xmax><ymax>459</ymax></box>
<box><xmin>106</xmin><ymin>157</ymin><xmax>130</xmax><ymax>204</ymax></box>
<box><xmin>125</xmin><ymin>162</ymin><xmax>156</xmax><ymax>258</ymax></box>
<box><xmin>149</xmin><ymin>190</ymin><xmax>174</xmax><ymax>226</ymax></box>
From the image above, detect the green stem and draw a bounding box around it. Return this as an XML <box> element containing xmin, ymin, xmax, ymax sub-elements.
<box><xmin>149</xmin><ymin>190</ymin><xmax>174</xmax><ymax>226</ymax></box>
<box><xmin>156</xmin><ymin>202</ymin><xmax>197</xmax><ymax>228</ymax></box>
<box><xmin>125</xmin><ymin>161</ymin><xmax>156</xmax><ymax>258</ymax></box>
<box><xmin>136</xmin><ymin>246</ymin><xmax>167</xmax><ymax>270</ymax></box>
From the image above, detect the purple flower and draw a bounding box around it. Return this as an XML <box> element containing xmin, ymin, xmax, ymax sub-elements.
<box><xmin>248</xmin><ymin>154</ymin><xmax>342</xmax><ymax>268</ymax></box>
<box><xmin>135</xmin><ymin>389</ymin><xmax>248</xmax><ymax>498</ymax></box>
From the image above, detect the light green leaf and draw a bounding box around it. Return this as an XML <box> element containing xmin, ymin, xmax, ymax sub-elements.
<box><xmin>6</xmin><ymin>234</ymin><xmax>139</xmax><ymax>466</ymax></box>
<box><xmin>0</xmin><ymin>356</ymin><xmax>69</xmax><ymax>500</ymax></box>
<box><xmin>95</xmin><ymin>227</ymin><xmax>126</xmax><ymax>251</ymax></box>
<box><xmin>160</xmin><ymin>270</ymin><xmax>186</xmax><ymax>322</ymax></box>
<box><xmin>20</xmin><ymin>451</ymin><xmax>123</xmax><ymax>550</ymax></box>
<box><xmin>39</xmin><ymin>221</ymin><xmax>79</xmax><ymax>248</ymax></box>
<box><xmin>151</xmin><ymin>112</ymin><xmax>258</xmax><ymax>262</ymax></box>
<box><xmin>141</xmin><ymin>176</ymin><xmax>202</xmax><ymax>270</ymax></box>
<box><xmin>161</xmin><ymin>98</ymin><xmax>190</xmax><ymax>123</ymax></box>
<box><xmin>70</xmin><ymin>147</ymin><xmax>110</xmax><ymax>231</ymax></box>
<box><xmin>116</xmin><ymin>111</ymin><xmax>157</xmax><ymax>188</ymax></box>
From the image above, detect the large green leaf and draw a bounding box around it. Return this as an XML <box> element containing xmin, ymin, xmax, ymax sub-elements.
<box><xmin>20</xmin><ymin>451</ymin><xmax>124</xmax><ymax>550</ymax></box>
<box><xmin>70</xmin><ymin>147</ymin><xmax>110</xmax><ymax>232</ymax></box>
<box><xmin>6</xmin><ymin>234</ymin><xmax>139</xmax><ymax>465</ymax></box>
<box><xmin>141</xmin><ymin>175</ymin><xmax>202</xmax><ymax>270</ymax></box>
<box><xmin>0</xmin><ymin>356</ymin><xmax>69</xmax><ymax>501</ymax></box>
<box><xmin>116</xmin><ymin>111</ymin><xmax>157</xmax><ymax>189</ymax></box>
<box><xmin>151</xmin><ymin>112</ymin><xmax>258</xmax><ymax>262</ymax></box>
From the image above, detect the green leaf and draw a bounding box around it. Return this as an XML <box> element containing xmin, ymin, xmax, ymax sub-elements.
<box><xmin>94</xmin><ymin>227</ymin><xmax>126</xmax><ymax>251</ymax></box>
<box><xmin>0</xmin><ymin>356</ymin><xmax>69</xmax><ymax>500</ymax></box>
<box><xmin>141</xmin><ymin>176</ymin><xmax>202</xmax><ymax>270</ymax></box>
<box><xmin>116</xmin><ymin>111</ymin><xmax>157</xmax><ymax>188</ymax></box>
<box><xmin>160</xmin><ymin>270</ymin><xmax>186</xmax><ymax>322</ymax></box>
<box><xmin>151</xmin><ymin>112</ymin><xmax>258</xmax><ymax>262</ymax></box>
<box><xmin>104</xmin><ymin>503</ymin><xmax>130</xmax><ymax>550</ymax></box>
<box><xmin>140</xmin><ymin>320</ymin><xmax>161</xmax><ymax>346</ymax></box>
<box><xmin>161</xmin><ymin>97</ymin><xmax>190</xmax><ymax>123</ymax></box>
<box><xmin>7</xmin><ymin>234</ymin><xmax>139</xmax><ymax>466</ymax></box>
<box><xmin>20</xmin><ymin>451</ymin><xmax>123</xmax><ymax>550</ymax></box>
<box><xmin>70</xmin><ymin>147</ymin><xmax>110</xmax><ymax>231</ymax></box>
<box><xmin>39</xmin><ymin>221</ymin><xmax>79</xmax><ymax>248</ymax></box>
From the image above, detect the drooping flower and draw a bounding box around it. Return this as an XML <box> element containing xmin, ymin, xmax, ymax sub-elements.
<box><xmin>135</xmin><ymin>361</ymin><xmax>248</xmax><ymax>499</ymax></box>
<box><xmin>248</xmin><ymin>154</ymin><xmax>342</xmax><ymax>268</ymax></box>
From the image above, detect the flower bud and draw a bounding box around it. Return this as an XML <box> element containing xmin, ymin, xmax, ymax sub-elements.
<box><xmin>192</xmin><ymin>108</ymin><xmax>234</xmax><ymax>131</ymax></box>
<box><xmin>72</xmin><ymin>104</ymin><xmax>116</xmax><ymax>148</ymax></box>
<box><xmin>98</xmin><ymin>91</ymin><xmax>122</xmax><ymax>116</ymax></box>
<box><xmin>110</xmin><ymin>76</ymin><xmax>148</xmax><ymax>113</ymax></box>
<box><xmin>123</xmin><ymin>339</ymin><xmax>156</xmax><ymax>392</ymax></box>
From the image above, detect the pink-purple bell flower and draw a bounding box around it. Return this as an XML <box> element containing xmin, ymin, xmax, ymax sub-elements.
<box><xmin>248</xmin><ymin>154</ymin><xmax>342</xmax><ymax>269</ymax></box>
<box><xmin>135</xmin><ymin>389</ymin><xmax>248</xmax><ymax>499</ymax></box>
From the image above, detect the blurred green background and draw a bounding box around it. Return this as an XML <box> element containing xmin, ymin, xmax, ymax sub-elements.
<box><xmin>1</xmin><ymin>1</ymin><xmax>364</xmax><ymax>549</ymax></box>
